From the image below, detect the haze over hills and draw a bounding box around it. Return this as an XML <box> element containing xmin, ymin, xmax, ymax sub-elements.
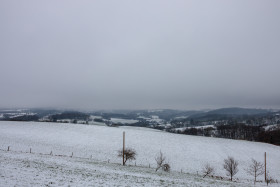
<box><xmin>0</xmin><ymin>107</ymin><xmax>278</xmax><ymax>124</ymax></box>
<box><xmin>1</xmin><ymin>0</ymin><xmax>280</xmax><ymax>186</ymax></box>
<box><xmin>0</xmin><ymin>107</ymin><xmax>277</xmax><ymax>122</ymax></box>
<box><xmin>2</xmin><ymin>107</ymin><xmax>279</xmax><ymax>146</ymax></box>
<box><xmin>186</xmin><ymin>107</ymin><xmax>274</xmax><ymax>120</ymax></box>
<box><xmin>205</xmin><ymin>107</ymin><xmax>271</xmax><ymax>115</ymax></box>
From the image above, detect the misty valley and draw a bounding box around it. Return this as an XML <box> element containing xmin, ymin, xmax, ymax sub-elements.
<box><xmin>1</xmin><ymin>107</ymin><xmax>280</xmax><ymax>146</ymax></box>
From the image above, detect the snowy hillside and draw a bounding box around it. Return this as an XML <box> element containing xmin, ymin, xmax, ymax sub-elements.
<box><xmin>2</xmin><ymin>149</ymin><xmax>266</xmax><ymax>187</ymax></box>
<box><xmin>0</xmin><ymin>121</ymin><xmax>279</xmax><ymax>186</ymax></box>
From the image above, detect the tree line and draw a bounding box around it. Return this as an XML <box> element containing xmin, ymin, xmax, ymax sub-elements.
<box><xmin>169</xmin><ymin>124</ymin><xmax>280</xmax><ymax>146</ymax></box>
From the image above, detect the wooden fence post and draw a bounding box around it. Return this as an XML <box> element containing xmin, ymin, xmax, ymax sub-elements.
<box><xmin>265</xmin><ymin>152</ymin><xmax>267</xmax><ymax>182</ymax></box>
<box><xmin>123</xmin><ymin>131</ymin><xmax>125</xmax><ymax>165</ymax></box>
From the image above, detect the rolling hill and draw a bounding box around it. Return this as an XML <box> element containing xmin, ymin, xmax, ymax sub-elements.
<box><xmin>0</xmin><ymin>121</ymin><xmax>279</xmax><ymax>186</ymax></box>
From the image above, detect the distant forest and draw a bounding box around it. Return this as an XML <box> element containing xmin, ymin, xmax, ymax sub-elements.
<box><xmin>1</xmin><ymin>108</ymin><xmax>280</xmax><ymax>146</ymax></box>
<box><xmin>170</xmin><ymin>124</ymin><xmax>280</xmax><ymax>146</ymax></box>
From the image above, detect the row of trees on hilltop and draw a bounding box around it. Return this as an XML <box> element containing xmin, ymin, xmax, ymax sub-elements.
<box><xmin>170</xmin><ymin>124</ymin><xmax>280</xmax><ymax>145</ymax></box>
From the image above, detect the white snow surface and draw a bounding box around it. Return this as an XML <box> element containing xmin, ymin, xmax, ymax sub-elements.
<box><xmin>56</xmin><ymin>119</ymin><xmax>72</xmax><ymax>123</ymax></box>
<box><xmin>264</xmin><ymin>124</ymin><xmax>280</xmax><ymax>131</ymax></box>
<box><xmin>110</xmin><ymin>118</ymin><xmax>138</xmax><ymax>124</ymax></box>
<box><xmin>137</xmin><ymin>116</ymin><xmax>164</xmax><ymax>123</ymax></box>
<box><xmin>89</xmin><ymin>115</ymin><xmax>103</xmax><ymax>120</ymax></box>
<box><xmin>176</xmin><ymin>125</ymin><xmax>216</xmax><ymax>131</ymax></box>
<box><xmin>0</xmin><ymin>121</ymin><xmax>280</xmax><ymax>186</ymax></box>
<box><xmin>1</xmin><ymin>149</ymin><xmax>265</xmax><ymax>187</ymax></box>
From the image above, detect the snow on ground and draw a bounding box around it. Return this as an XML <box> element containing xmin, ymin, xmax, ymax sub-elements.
<box><xmin>88</xmin><ymin>121</ymin><xmax>106</xmax><ymax>126</ymax></box>
<box><xmin>264</xmin><ymin>124</ymin><xmax>280</xmax><ymax>131</ymax></box>
<box><xmin>56</xmin><ymin>119</ymin><xmax>72</xmax><ymax>123</ymax></box>
<box><xmin>0</xmin><ymin>121</ymin><xmax>280</xmax><ymax>186</ymax></box>
<box><xmin>2</xmin><ymin>112</ymin><xmax>36</xmax><ymax>118</ymax></box>
<box><xmin>89</xmin><ymin>115</ymin><xmax>102</xmax><ymax>120</ymax></box>
<box><xmin>149</xmin><ymin>115</ymin><xmax>164</xmax><ymax>123</ymax></box>
<box><xmin>137</xmin><ymin>116</ymin><xmax>164</xmax><ymax>124</ymax></box>
<box><xmin>176</xmin><ymin>125</ymin><xmax>215</xmax><ymax>131</ymax></box>
<box><xmin>1</xmin><ymin>149</ymin><xmax>262</xmax><ymax>187</ymax></box>
<box><xmin>110</xmin><ymin>118</ymin><xmax>138</xmax><ymax>124</ymax></box>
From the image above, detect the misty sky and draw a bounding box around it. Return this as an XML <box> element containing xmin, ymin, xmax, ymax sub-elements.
<box><xmin>0</xmin><ymin>0</ymin><xmax>280</xmax><ymax>110</ymax></box>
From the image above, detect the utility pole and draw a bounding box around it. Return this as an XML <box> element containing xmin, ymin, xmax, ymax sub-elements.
<box><xmin>123</xmin><ymin>131</ymin><xmax>125</xmax><ymax>165</ymax></box>
<box><xmin>264</xmin><ymin>152</ymin><xmax>267</xmax><ymax>182</ymax></box>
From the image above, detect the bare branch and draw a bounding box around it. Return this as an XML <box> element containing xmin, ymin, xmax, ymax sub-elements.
<box><xmin>155</xmin><ymin>151</ymin><xmax>166</xmax><ymax>171</ymax></box>
<box><xmin>118</xmin><ymin>148</ymin><xmax>136</xmax><ymax>165</ymax></box>
<box><xmin>155</xmin><ymin>151</ymin><xmax>170</xmax><ymax>172</ymax></box>
<box><xmin>246</xmin><ymin>158</ymin><xmax>264</xmax><ymax>184</ymax></box>
<box><xmin>202</xmin><ymin>163</ymin><xmax>215</xmax><ymax>178</ymax></box>
<box><xmin>223</xmin><ymin>156</ymin><xmax>239</xmax><ymax>181</ymax></box>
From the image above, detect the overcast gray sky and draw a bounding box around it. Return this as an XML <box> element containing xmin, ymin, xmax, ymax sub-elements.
<box><xmin>0</xmin><ymin>0</ymin><xmax>280</xmax><ymax>110</ymax></box>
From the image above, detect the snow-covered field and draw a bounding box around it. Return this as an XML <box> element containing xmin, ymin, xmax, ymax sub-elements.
<box><xmin>1</xmin><ymin>149</ymin><xmax>260</xmax><ymax>187</ymax></box>
<box><xmin>110</xmin><ymin>118</ymin><xmax>139</xmax><ymax>124</ymax></box>
<box><xmin>0</xmin><ymin>121</ymin><xmax>279</xmax><ymax>186</ymax></box>
<box><xmin>137</xmin><ymin>115</ymin><xmax>164</xmax><ymax>124</ymax></box>
<box><xmin>175</xmin><ymin>125</ymin><xmax>215</xmax><ymax>131</ymax></box>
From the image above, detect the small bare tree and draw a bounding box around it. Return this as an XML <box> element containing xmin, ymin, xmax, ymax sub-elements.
<box><xmin>246</xmin><ymin>159</ymin><xmax>264</xmax><ymax>184</ymax></box>
<box><xmin>118</xmin><ymin>147</ymin><xmax>136</xmax><ymax>165</ymax></box>
<box><xmin>202</xmin><ymin>163</ymin><xmax>215</xmax><ymax>178</ymax></box>
<box><xmin>155</xmin><ymin>151</ymin><xmax>165</xmax><ymax>171</ymax></box>
<box><xmin>155</xmin><ymin>151</ymin><xmax>170</xmax><ymax>172</ymax></box>
<box><xmin>223</xmin><ymin>156</ymin><xmax>239</xmax><ymax>181</ymax></box>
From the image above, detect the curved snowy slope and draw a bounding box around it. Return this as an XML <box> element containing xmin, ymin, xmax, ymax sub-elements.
<box><xmin>0</xmin><ymin>121</ymin><xmax>279</xmax><ymax>180</ymax></box>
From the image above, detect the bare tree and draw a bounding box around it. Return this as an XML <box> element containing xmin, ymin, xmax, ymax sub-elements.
<box><xmin>266</xmin><ymin>171</ymin><xmax>276</xmax><ymax>186</ymax></box>
<box><xmin>202</xmin><ymin>163</ymin><xmax>215</xmax><ymax>178</ymax></box>
<box><xmin>155</xmin><ymin>151</ymin><xmax>165</xmax><ymax>171</ymax></box>
<box><xmin>155</xmin><ymin>151</ymin><xmax>170</xmax><ymax>172</ymax></box>
<box><xmin>118</xmin><ymin>147</ymin><xmax>136</xmax><ymax>165</ymax></box>
<box><xmin>246</xmin><ymin>159</ymin><xmax>264</xmax><ymax>184</ymax></box>
<box><xmin>223</xmin><ymin>156</ymin><xmax>239</xmax><ymax>181</ymax></box>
